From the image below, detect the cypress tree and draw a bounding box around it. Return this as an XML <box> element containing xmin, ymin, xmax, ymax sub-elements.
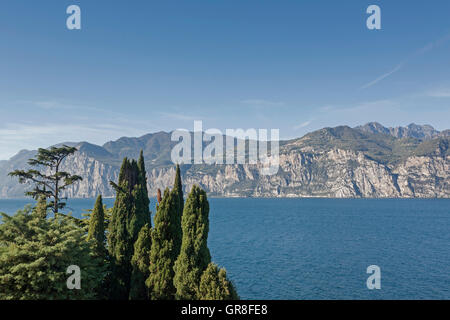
<box><xmin>129</xmin><ymin>224</ymin><xmax>152</xmax><ymax>300</ymax></box>
<box><xmin>198</xmin><ymin>263</ymin><xmax>221</xmax><ymax>300</ymax></box>
<box><xmin>108</xmin><ymin>155</ymin><xmax>152</xmax><ymax>299</ymax></box>
<box><xmin>217</xmin><ymin>267</ymin><xmax>239</xmax><ymax>300</ymax></box>
<box><xmin>130</xmin><ymin>151</ymin><xmax>151</xmax><ymax>239</ymax></box>
<box><xmin>87</xmin><ymin>195</ymin><xmax>106</xmax><ymax>257</ymax></box>
<box><xmin>147</xmin><ymin>188</ymin><xmax>181</xmax><ymax>299</ymax></box>
<box><xmin>108</xmin><ymin>187</ymin><xmax>133</xmax><ymax>298</ymax></box>
<box><xmin>198</xmin><ymin>263</ymin><xmax>239</xmax><ymax>300</ymax></box>
<box><xmin>87</xmin><ymin>195</ymin><xmax>110</xmax><ymax>299</ymax></box>
<box><xmin>132</xmin><ymin>150</ymin><xmax>151</xmax><ymax>232</ymax></box>
<box><xmin>172</xmin><ymin>164</ymin><xmax>184</xmax><ymax>215</ymax></box>
<box><xmin>137</xmin><ymin>150</ymin><xmax>150</xmax><ymax>219</ymax></box>
<box><xmin>132</xmin><ymin>155</ymin><xmax>152</xmax><ymax>240</ymax></box>
<box><xmin>173</xmin><ymin>185</ymin><xmax>211</xmax><ymax>299</ymax></box>
<box><xmin>108</xmin><ymin>158</ymin><xmax>137</xmax><ymax>299</ymax></box>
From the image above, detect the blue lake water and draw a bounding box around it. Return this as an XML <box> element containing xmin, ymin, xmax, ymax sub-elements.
<box><xmin>1</xmin><ymin>198</ymin><xmax>449</xmax><ymax>300</ymax></box>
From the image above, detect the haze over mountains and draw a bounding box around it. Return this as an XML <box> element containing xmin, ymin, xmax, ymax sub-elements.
<box><xmin>0</xmin><ymin>123</ymin><xmax>448</xmax><ymax>199</ymax></box>
<box><xmin>355</xmin><ymin>122</ymin><xmax>449</xmax><ymax>140</ymax></box>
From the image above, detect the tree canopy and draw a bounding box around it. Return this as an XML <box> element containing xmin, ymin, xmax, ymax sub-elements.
<box><xmin>1</xmin><ymin>150</ymin><xmax>238</xmax><ymax>301</ymax></box>
<box><xmin>8</xmin><ymin>145</ymin><xmax>82</xmax><ymax>214</ymax></box>
<box><xmin>198</xmin><ymin>263</ymin><xmax>239</xmax><ymax>300</ymax></box>
<box><xmin>174</xmin><ymin>185</ymin><xmax>211</xmax><ymax>299</ymax></box>
<box><xmin>108</xmin><ymin>153</ymin><xmax>151</xmax><ymax>299</ymax></box>
<box><xmin>0</xmin><ymin>207</ymin><xmax>104</xmax><ymax>300</ymax></box>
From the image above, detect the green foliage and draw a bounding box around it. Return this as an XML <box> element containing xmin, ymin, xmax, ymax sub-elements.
<box><xmin>0</xmin><ymin>207</ymin><xmax>104</xmax><ymax>300</ymax></box>
<box><xmin>147</xmin><ymin>188</ymin><xmax>181</xmax><ymax>300</ymax></box>
<box><xmin>108</xmin><ymin>180</ymin><xmax>133</xmax><ymax>298</ymax></box>
<box><xmin>33</xmin><ymin>195</ymin><xmax>48</xmax><ymax>219</ymax></box>
<box><xmin>87</xmin><ymin>196</ymin><xmax>106</xmax><ymax>256</ymax></box>
<box><xmin>173</xmin><ymin>185</ymin><xmax>211</xmax><ymax>300</ymax></box>
<box><xmin>173</xmin><ymin>164</ymin><xmax>184</xmax><ymax>215</ymax></box>
<box><xmin>8</xmin><ymin>145</ymin><xmax>82</xmax><ymax>214</ymax></box>
<box><xmin>129</xmin><ymin>224</ymin><xmax>151</xmax><ymax>300</ymax></box>
<box><xmin>137</xmin><ymin>150</ymin><xmax>150</xmax><ymax>216</ymax></box>
<box><xmin>217</xmin><ymin>268</ymin><xmax>239</xmax><ymax>300</ymax></box>
<box><xmin>198</xmin><ymin>263</ymin><xmax>239</xmax><ymax>300</ymax></box>
<box><xmin>414</xmin><ymin>137</ymin><xmax>449</xmax><ymax>157</ymax></box>
<box><xmin>0</xmin><ymin>151</ymin><xmax>238</xmax><ymax>301</ymax></box>
<box><xmin>86</xmin><ymin>195</ymin><xmax>110</xmax><ymax>299</ymax></box>
<box><xmin>108</xmin><ymin>154</ymin><xmax>151</xmax><ymax>299</ymax></box>
<box><xmin>81</xmin><ymin>204</ymin><xmax>111</xmax><ymax>234</ymax></box>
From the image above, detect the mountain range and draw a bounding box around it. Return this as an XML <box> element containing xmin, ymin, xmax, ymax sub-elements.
<box><xmin>0</xmin><ymin>122</ymin><xmax>448</xmax><ymax>199</ymax></box>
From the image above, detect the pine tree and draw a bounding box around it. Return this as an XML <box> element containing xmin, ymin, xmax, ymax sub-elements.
<box><xmin>173</xmin><ymin>185</ymin><xmax>211</xmax><ymax>299</ymax></box>
<box><xmin>129</xmin><ymin>224</ymin><xmax>151</xmax><ymax>300</ymax></box>
<box><xmin>9</xmin><ymin>145</ymin><xmax>82</xmax><ymax>214</ymax></box>
<box><xmin>147</xmin><ymin>188</ymin><xmax>181</xmax><ymax>299</ymax></box>
<box><xmin>33</xmin><ymin>195</ymin><xmax>48</xmax><ymax>219</ymax></box>
<box><xmin>0</xmin><ymin>207</ymin><xmax>103</xmax><ymax>300</ymax></box>
<box><xmin>198</xmin><ymin>263</ymin><xmax>239</xmax><ymax>300</ymax></box>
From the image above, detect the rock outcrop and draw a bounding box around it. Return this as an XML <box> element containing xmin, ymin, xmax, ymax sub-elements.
<box><xmin>1</xmin><ymin>124</ymin><xmax>448</xmax><ymax>199</ymax></box>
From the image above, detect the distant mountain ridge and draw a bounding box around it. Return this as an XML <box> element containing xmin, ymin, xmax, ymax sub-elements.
<box><xmin>354</xmin><ymin>122</ymin><xmax>448</xmax><ymax>140</ymax></box>
<box><xmin>0</xmin><ymin>123</ymin><xmax>448</xmax><ymax>199</ymax></box>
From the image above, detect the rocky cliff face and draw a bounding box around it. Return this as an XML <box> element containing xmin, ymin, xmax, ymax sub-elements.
<box><xmin>142</xmin><ymin>147</ymin><xmax>449</xmax><ymax>198</ymax></box>
<box><xmin>393</xmin><ymin>155</ymin><xmax>449</xmax><ymax>198</ymax></box>
<box><xmin>1</xmin><ymin>124</ymin><xmax>448</xmax><ymax>199</ymax></box>
<box><xmin>56</xmin><ymin>152</ymin><xmax>119</xmax><ymax>198</ymax></box>
<box><xmin>0</xmin><ymin>151</ymin><xmax>119</xmax><ymax>199</ymax></box>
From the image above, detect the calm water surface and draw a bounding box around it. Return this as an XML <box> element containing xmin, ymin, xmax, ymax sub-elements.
<box><xmin>1</xmin><ymin>198</ymin><xmax>449</xmax><ymax>299</ymax></box>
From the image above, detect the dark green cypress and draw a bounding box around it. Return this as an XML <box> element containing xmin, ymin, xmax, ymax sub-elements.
<box><xmin>198</xmin><ymin>263</ymin><xmax>239</xmax><ymax>300</ymax></box>
<box><xmin>137</xmin><ymin>150</ymin><xmax>150</xmax><ymax>220</ymax></box>
<box><xmin>108</xmin><ymin>155</ymin><xmax>152</xmax><ymax>299</ymax></box>
<box><xmin>172</xmin><ymin>164</ymin><xmax>184</xmax><ymax>216</ymax></box>
<box><xmin>87</xmin><ymin>195</ymin><xmax>106</xmax><ymax>257</ymax></box>
<box><xmin>108</xmin><ymin>158</ymin><xmax>138</xmax><ymax>299</ymax></box>
<box><xmin>147</xmin><ymin>188</ymin><xmax>181</xmax><ymax>299</ymax></box>
<box><xmin>87</xmin><ymin>195</ymin><xmax>109</xmax><ymax>299</ymax></box>
<box><xmin>108</xmin><ymin>183</ymin><xmax>133</xmax><ymax>298</ymax></box>
<box><xmin>198</xmin><ymin>263</ymin><xmax>221</xmax><ymax>300</ymax></box>
<box><xmin>129</xmin><ymin>224</ymin><xmax>152</xmax><ymax>300</ymax></box>
<box><xmin>173</xmin><ymin>185</ymin><xmax>211</xmax><ymax>299</ymax></box>
<box><xmin>131</xmin><ymin>151</ymin><xmax>151</xmax><ymax>238</ymax></box>
<box><xmin>217</xmin><ymin>268</ymin><xmax>239</xmax><ymax>300</ymax></box>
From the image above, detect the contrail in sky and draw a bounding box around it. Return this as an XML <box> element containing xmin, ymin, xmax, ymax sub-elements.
<box><xmin>361</xmin><ymin>32</ymin><xmax>450</xmax><ymax>89</ymax></box>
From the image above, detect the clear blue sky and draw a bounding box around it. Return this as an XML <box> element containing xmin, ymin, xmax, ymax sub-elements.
<box><xmin>1</xmin><ymin>0</ymin><xmax>450</xmax><ymax>159</ymax></box>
